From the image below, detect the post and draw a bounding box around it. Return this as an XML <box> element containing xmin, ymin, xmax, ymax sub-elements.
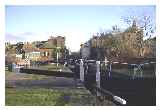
<box><xmin>16</xmin><ymin>65</ymin><xmax>20</xmax><ymax>73</ymax></box>
<box><xmin>80</xmin><ymin>59</ymin><xmax>84</xmax><ymax>82</ymax></box>
<box><xmin>138</xmin><ymin>65</ymin><xmax>143</xmax><ymax>77</ymax></box>
<box><xmin>133</xmin><ymin>64</ymin><xmax>138</xmax><ymax>79</ymax></box>
<box><xmin>12</xmin><ymin>62</ymin><xmax>16</xmax><ymax>73</ymax></box>
<box><xmin>109</xmin><ymin>63</ymin><xmax>112</xmax><ymax>77</ymax></box>
<box><xmin>56</xmin><ymin>52</ymin><xmax>59</xmax><ymax>67</ymax></box>
<box><xmin>104</xmin><ymin>57</ymin><xmax>108</xmax><ymax>66</ymax></box>
<box><xmin>96</xmin><ymin>61</ymin><xmax>101</xmax><ymax>96</ymax></box>
<box><xmin>28</xmin><ymin>60</ymin><xmax>30</xmax><ymax>68</ymax></box>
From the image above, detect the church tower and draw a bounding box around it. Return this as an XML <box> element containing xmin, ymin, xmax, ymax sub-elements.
<box><xmin>132</xmin><ymin>19</ymin><xmax>137</xmax><ymax>28</ymax></box>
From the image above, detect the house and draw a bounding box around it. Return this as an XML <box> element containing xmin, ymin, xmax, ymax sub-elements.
<box><xmin>22</xmin><ymin>42</ymin><xmax>41</xmax><ymax>61</ymax></box>
<box><xmin>14</xmin><ymin>36</ymin><xmax>66</xmax><ymax>64</ymax></box>
<box><xmin>38</xmin><ymin>48</ymin><xmax>53</xmax><ymax>62</ymax></box>
<box><xmin>38</xmin><ymin>36</ymin><xmax>66</xmax><ymax>62</ymax></box>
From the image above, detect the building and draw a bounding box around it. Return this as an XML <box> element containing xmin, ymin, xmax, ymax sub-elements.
<box><xmin>86</xmin><ymin>20</ymin><xmax>144</xmax><ymax>59</ymax></box>
<box><xmin>90</xmin><ymin>32</ymin><xmax>115</xmax><ymax>49</ymax></box>
<box><xmin>7</xmin><ymin>35</ymin><xmax>67</xmax><ymax>65</ymax></box>
<box><xmin>39</xmin><ymin>36</ymin><xmax>66</xmax><ymax>61</ymax></box>
<box><xmin>38</xmin><ymin>48</ymin><xmax>53</xmax><ymax>62</ymax></box>
<box><xmin>22</xmin><ymin>42</ymin><xmax>41</xmax><ymax>61</ymax></box>
<box><xmin>48</xmin><ymin>36</ymin><xmax>65</xmax><ymax>48</ymax></box>
<box><xmin>20</xmin><ymin>36</ymin><xmax>66</xmax><ymax>62</ymax></box>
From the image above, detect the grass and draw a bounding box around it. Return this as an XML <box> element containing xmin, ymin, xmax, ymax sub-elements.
<box><xmin>38</xmin><ymin>64</ymin><xmax>71</xmax><ymax>72</ymax></box>
<box><xmin>6</xmin><ymin>64</ymin><xmax>89</xmax><ymax>106</ymax></box>
<box><xmin>5</xmin><ymin>88</ymin><xmax>96</xmax><ymax>106</ymax></box>
<box><xmin>5</xmin><ymin>69</ymin><xmax>50</xmax><ymax>81</ymax></box>
<box><xmin>5</xmin><ymin>70</ymin><xmax>12</xmax><ymax>75</ymax></box>
<box><xmin>6</xmin><ymin>88</ymin><xmax>66</xmax><ymax>106</ymax></box>
<box><xmin>5</xmin><ymin>65</ymin><xmax>114</xmax><ymax>106</ymax></box>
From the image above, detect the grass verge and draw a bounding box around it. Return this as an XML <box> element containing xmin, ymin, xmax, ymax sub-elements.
<box><xmin>6</xmin><ymin>88</ymin><xmax>96</xmax><ymax>106</ymax></box>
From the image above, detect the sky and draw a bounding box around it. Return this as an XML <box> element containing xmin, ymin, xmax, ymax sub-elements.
<box><xmin>5</xmin><ymin>5</ymin><xmax>155</xmax><ymax>52</ymax></box>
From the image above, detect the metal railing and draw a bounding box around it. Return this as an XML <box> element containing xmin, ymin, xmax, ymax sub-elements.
<box><xmin>9</xmin><ymin>58</ymin><xmax>155</xmax><ymax>105</ymax></box>
<box><xmin>77</xmin><ymin>58</ymin><xmax>155</xmax><ymax>105</ymax></box>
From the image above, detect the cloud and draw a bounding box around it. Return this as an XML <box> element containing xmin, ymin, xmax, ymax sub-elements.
<box><xmin>5</xmin><ymin>32</ymin><xmax>48</xmax><ymax>43</ymax></box>
<box><xmin>5</xmin><ymin>33</ymin><xmax>25</xmax><ymax>43</ymax></box>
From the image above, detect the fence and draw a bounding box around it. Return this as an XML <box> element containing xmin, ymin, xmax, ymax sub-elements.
<box><xmin>78</xmin><ymin>58</ymin><xmax>156</xmax><ymax>105</ymax></box>
<box><xmin>15</xmin><ymin>58</ymin><xmax>156</xmax><ymax>105</ymax></box>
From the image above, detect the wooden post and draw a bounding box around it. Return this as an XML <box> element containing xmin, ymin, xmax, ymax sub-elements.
<box><xmin>104</xmin><ymin>57</ymin><xmax>108</xmax><ymax>66</ymax></box>
<box><xmin>96</xmin><ymin>61</ymin><xmax>101</xmax><ymax>96</ymax></box>
<box><xmin>56</xmin><ymin>52</ymin><xmax>59</xmax><ymax>67</ymax></box>
<box><xmin>108</xmin><ymin>63</ymin><xmax>112</xmax><ymax>77</ymax></box>
<box><xmin>133</xmin><ymin>65</ymin><xmax>138</xmax><ymax>79</ymax></box>
<box><xmin>12</xmin><ymin>63</ymin><xmax>16</xmax><ymax>73</ymax></box>
<box><xmin>80</xmin><ymin>59</ymin><xmax>84</xmax><ymax>82</ymax></box>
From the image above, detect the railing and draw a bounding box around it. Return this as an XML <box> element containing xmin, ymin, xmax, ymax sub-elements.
<box><xmin>77</xmin><ymin>58</ymin><xmax>155</xmax><ymax>105</ymax></box>
<box><xmin>78</xmin><ymin>59</ymin><xmax>128</xmax><ymax>105</ymax></box>
<box><xmin>9</xmin><ymin>58</ymin><xmax>156</xmax><ymax>105</ymax></box>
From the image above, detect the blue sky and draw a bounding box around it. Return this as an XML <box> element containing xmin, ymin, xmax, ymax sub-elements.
<box><xmin>5</xmin><ymin>5</ymin><xmax>155</xmax><ymax>52</ymax></box>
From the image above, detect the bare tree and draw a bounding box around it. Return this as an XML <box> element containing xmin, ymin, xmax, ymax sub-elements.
<box><xmin>122</xmin><ymin>15</ymin><xmax>155</xmax><ymax>38</ymax></box>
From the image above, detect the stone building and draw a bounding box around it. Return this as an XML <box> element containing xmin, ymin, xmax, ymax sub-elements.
<box><xmin>86</xmin><ymin>20</ymin><xmax>145</xmax><ymax>60</ymax></box>
<box><xmin>48</xmin><ymin>36</ymin><xmax>65</xmax><ymax>48</ymax></box>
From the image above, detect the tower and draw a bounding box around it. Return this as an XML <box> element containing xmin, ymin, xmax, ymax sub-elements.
<box><xmin>132</xmin><ymin>19</ymin><xmax>137</xmax><ymax>28</ymax></box>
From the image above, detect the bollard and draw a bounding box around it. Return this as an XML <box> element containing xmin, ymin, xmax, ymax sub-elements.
<box><xmin>80</xmin><ymin>59</ymin><xmax>84</xmax><ymax>82</ymax></box>
<box><xmin>96</xmin><ymin>61</ymin><xmax>101</xmax><ymax>96</ymax></box>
